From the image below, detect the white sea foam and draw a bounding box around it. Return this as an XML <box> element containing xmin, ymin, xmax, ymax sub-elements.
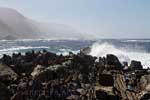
<box><xmin>0</xmin><ymin>46</ymin><xmax>50</xmax><ymax>57</ymax></box>
<box><xmin>0</xmin><ymin>46</ymin><xmax>49</xmax><ymax>52</ymax></box>
<box><xmin>89</xmin><ymin>42</ymin><xmax>150</xmax><ymax>68</ymax></box>
<box><xmin>122</xmin><ymin>39</ymin><xmax>150</xmax><ymax>43</ymax></box>
<box><xmin>57</xmin><ymin>48</ymin><xmax>79</xmax><ymax>56</ymax></box>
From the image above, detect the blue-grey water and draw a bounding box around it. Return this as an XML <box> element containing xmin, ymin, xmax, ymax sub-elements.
<box><xmin>0</xmin><ymin>39</ymin><xmax>150</xmax><ymax>68</ymax></box>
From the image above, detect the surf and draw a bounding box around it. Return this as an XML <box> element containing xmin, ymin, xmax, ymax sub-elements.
<box><xmin>89</xmin><ymin>42</ymin><xmax>150</xmax><ymax>68</ymax></box>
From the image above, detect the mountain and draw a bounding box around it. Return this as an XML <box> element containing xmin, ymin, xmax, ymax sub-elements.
<box><xmin>0</xmin><ymin>8</ymin><xmax>91</xmax><ymax>40</ymax></box>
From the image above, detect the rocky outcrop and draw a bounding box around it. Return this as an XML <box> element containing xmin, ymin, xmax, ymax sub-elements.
<box><xmin>0</xmin><ymin>83</ymin><xmax>12</xmax><ymax>100</ymax></box>
<box><xmin>140</xmin><ymin>93</ymin><xmax>150</xmax><ymax>100</ymax></box>
<box><xmin>130</xmin><ymin>60</ymin><xmax>143</xmax><ymax>70</ymax></box>
<box><xmin>106</xmin><ymin>54</ymin><xmax>122</xmax><ymax>70</ymax></box>
<box><xmin>31</xmin><ymin>65</ymin><xmax>45</xmax><ymax>77</ymax></box>
<box><xmin>99</xmin><ymin>74</ymin><xmax>114</xmax><ymax>86</ymax></box>
<box><xmin>0</xmin><ymin>64</ymin><xmax>18</xmax><ymax>85</ymax></box>
<box><xmin>0</xmin><ymin>49</ymin><xmax>148</xmax><ymax>100</ymax></box>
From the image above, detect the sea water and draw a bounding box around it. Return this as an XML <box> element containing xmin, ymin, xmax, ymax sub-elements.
<box><xmin>0</xmin><ymin>39</ymin><xmax>150</xmax><ymax>68</ymax></box>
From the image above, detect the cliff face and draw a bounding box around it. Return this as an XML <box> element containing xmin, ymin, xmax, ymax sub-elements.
<box><xmin>0</xmin><ymin>8</ymin><xmax>89</xmax><ymax>40</ymax></box>
<box><xmin>0</xmin><ymin>8</ymin><xmax>38</xmax><ymax>39</ymax></box>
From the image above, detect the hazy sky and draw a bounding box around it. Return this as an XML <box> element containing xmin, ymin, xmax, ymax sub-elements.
<box><xmin>0</xmin><ymin>0</ymin><xmax>150</xmax><ymax>38</ymax></box>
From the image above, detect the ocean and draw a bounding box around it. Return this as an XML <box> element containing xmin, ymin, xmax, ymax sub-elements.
<box><xmin>0</xmin><ymin>39</ymin><xmax>150</xmax><ymax>68</ymax></box>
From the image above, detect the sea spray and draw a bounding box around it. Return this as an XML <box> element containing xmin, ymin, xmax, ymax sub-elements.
<box><xmin>89</xmin><ymin>42</ymin><xmax>150</xmax><ymax>68</ymax></box>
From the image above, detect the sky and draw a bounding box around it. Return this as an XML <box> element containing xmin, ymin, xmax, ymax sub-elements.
<box><xmin>0</xmin><ymin>0</ymin><xmax>150</xmax><ymax>38</ymax></box>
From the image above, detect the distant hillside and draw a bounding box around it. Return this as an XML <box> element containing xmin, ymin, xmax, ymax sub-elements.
<box><xmin>0</xmin><ymin>8</ymin><xmax>91</xmax><ymax>40</ymax></box>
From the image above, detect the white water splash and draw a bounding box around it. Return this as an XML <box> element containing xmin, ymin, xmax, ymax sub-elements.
<box><xmin>89</xmin><ymin>42</ymin><xmax>150</xmax><ymax>69</ymax></box>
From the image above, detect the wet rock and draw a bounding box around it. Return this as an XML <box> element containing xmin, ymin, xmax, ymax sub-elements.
<box><xmin>80</xmin><ymin>47</ymin><xmax>91</xmax><ymax>55</ymax></box>
<box><xmin>130</xmin><ymin>60</ymin><xmax>143</xmax><ymax>70</ymax></box>
<box><xmin>0</xmin><ymin>63</ymin><xmax>18</xmax><ymax>85</ymax></box>
<box><xmin>106</xmin><ymin>54</ymin><xmax>122</xmax><ymax>70</ymax></box>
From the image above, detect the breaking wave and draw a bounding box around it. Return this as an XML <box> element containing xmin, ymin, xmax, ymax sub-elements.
<box><xmin>89</xmin><ymin>42</ymin><xmax>150</xmax><ymax>68</ymax></box>
<box><xmin>122</xmin><ymin>39</ymin><xmax>150</xmax><ymax>43</ymax></box>
<box><xmin>0</xmin><ymin>46</ymin><xmax>50</xmax><ymax>57</ymax></box>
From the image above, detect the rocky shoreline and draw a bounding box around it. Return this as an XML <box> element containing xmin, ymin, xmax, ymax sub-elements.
<box><xmin>0</xmin><ymin>49</ymin><xmax>150</xmax><ymax>100</ymax></box>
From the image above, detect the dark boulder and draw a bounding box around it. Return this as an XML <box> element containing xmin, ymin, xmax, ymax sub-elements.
<box><xmin>33</xmin><ymin>67</ymin><xmax>58</xmax><ymax>82</ymax></box>
<box><xmin>1</xmin><ymin>54</ymin><xmax>12</xmax><ymax>65</ymax></box>
<box><xmin>140</xmin><ymin>93</ymin><xmax>150</xmax><ymax>100</ymax></box>
<box><xmin>99</xmin><ymin>74</ymin><xmax>114</xmax><ymax>86</ymax></box>
<box><xmin>10</xmin><ymin>91</ymin><xmax>29</xmax><ymax>100</ymax></box>
<box><xmin>130</xmin><ymin>60</ymin><xmax>143</xmax><ymax>70</ymax></box>
<box><xmin>107</xmin><ymin>95</ymin><xmax>121</xmax><ymax>100</ymax></box>
<box><xmin>37</xmin><ymin>95</ymin><xmax>48</xmax><ymax>100</ymax></box>
<box><xmin>0</xmin><ymin>64</ymin><xmax>18</xmax><ymax>85</ymax></box>
<box><xmin>80</xmin><ymin>47</ymin><xmax>91</xmax><ymax>55</ymax></box>
<box><xmin>106</xmin><ymin>54</ymin><xmax>122</xmax><ymax>70</ymax></box>
<box><xmin>14</xmin><ymin>61</ymin><xmax>34</xmax><ymax>75</ymax></box>
<box><xmin>0</xmin><ymin>83</ymin><xmax>12</xmax><ymax>100</ymax></box>
<box><xmin>96</xmin><ymin>90</ymin><xmax>108</xmax><ymax>100</ymax></box>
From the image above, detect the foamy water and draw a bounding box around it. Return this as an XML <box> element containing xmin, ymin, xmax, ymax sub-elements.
<box><xmin>0</xmin><ymin>39</ymin><xmax>149</xmax><ymax>68</ymax></box>
<box><xmin>0</xmin><ymin>39</ymin><xmax>92</xmax><ymax>57</ymax></box>
<box><xmin>89</xmin><ymin>42</ymin><xmax>150</xmax><ymax>69</ymax></box>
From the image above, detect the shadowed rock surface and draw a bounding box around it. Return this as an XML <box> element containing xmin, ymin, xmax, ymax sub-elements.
<box><xmin>0</xmin><ymin>49</ymin><xmax>149</xmax><ymax>100</ymax></box>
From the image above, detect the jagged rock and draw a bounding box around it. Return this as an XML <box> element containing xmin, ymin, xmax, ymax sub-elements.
<box><xmin>80</xmin><ymin>47</ymin><xmax>91</xmax><ymax>55</ymax></box>
<box><xmin>10</xmin><ymin>91</ymin><xmax>28</xmax><ymax>100</ymax></box>
<box><xmin>76</xmin><ymin>88</ymin><xmax>86</xmax><ymax>95</ymax></box>
<box><xmin>56</xmin><ymin>66</ymin><xmax>69</xmax><ymax>79</ymax></box>
<box><xmin>33</xmin><ymin>67</ymin><xmax>57</xmax><ymax>82</ymax></box>
<box><xmin>107</xmin><ymin>95</ymin><xmax>121</xmax><ymax>100</ymax></box>
<box><xmin>130</xmin><ymin>60</ymin><xmax>143</xmax><ymax>70</ymax></box>
<box><xmin>140</xmin><ymin>93</ymin><xmax>150</xmax><ymax>100</ymax></box>
<box><xmin>0</xmin><ymin>50</ymin><xmax>149</xmax><ymax>100</ymax></box>
<box><xmin>106</xmin><ymin>54</ymin><xmax>122</xmax><ymax>70</ymax></box>
<box><xmin>14</xmin><ymin>61</ymin><xmax>34</xmax><ymax>75</ymax></box>
<box><xmin>0</xmin><ymin>63</ymin><xmax>18</xmax><ymax>85</ymax></box>
<box><xmin>47</xmin><ymin>64</ymin><xmax>63</xmax><ymax>71</ymax></box>
<box><xmin>8</xmin><ymin>84</ymin><xmax>18</xmax><ymax>94</ymax></box>
<box><xmin>37</xmin><ymin>95</ymin><xmax>47</xmax><ymax>100</ymax></box>
<box><xmin>0</xmin><ymin>83</ymin><xmax>12</xmax><ymax>100</ymax></box>
<box><xmin>31</xmin><ymin>65</ymin><xmax>45</xmax><ymax>77</ymax></box>
<box><xmin>66</xmin><ymin>95</ymin><xmax>80</xmax><ymax>100</ymax></box>
<box><xmin>99</xmin><ymin>74</ymin><xmax>114</xmax><ymax>86</ymax></box>
<box><xmin>96</xmin><ymin>90</ymin><xmax>108</xmax><ymax>100</ymax></box>
<box><xmin>17</xmin><ymin>81</ymin><xmax>28</xmax><ymax>91</ymax></box>
<box><xmin>28</xmin><ymin>79</ymin><xmax>42</xmax><ymax>90</ymax></box>
<box><xmin>62</xmin><ymin>60</ymin><xmax>72</xmax><ymax>67</ymax></box>
<box><xmin>1</xmin><ymin>54</ymin><xmax>12</xmax><ymax>65</ymax></box>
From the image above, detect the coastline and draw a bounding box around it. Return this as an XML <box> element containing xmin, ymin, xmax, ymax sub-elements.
<box><xmin>0</xmin><ymin>49</ymin><xmax>149</xmax><ymax>100</ymax></box>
